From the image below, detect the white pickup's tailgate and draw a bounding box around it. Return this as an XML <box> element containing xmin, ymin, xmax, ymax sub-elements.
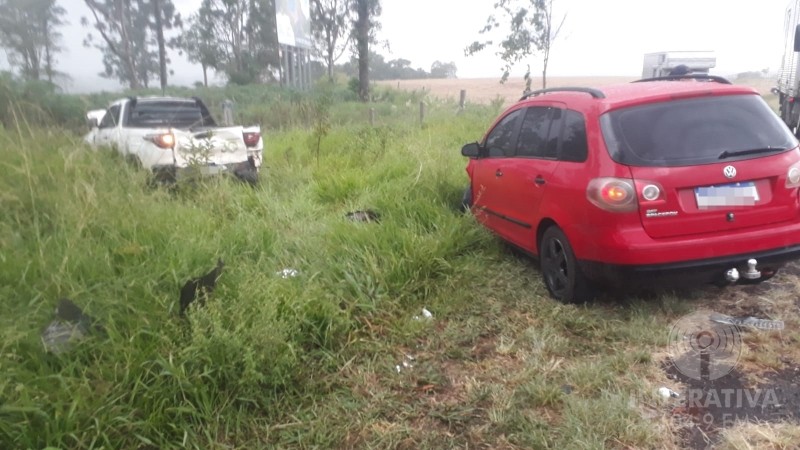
<box><xmin>173</xmin><ymin>127</ymin><xmax>249</xmax><ymax>167</ymax></box>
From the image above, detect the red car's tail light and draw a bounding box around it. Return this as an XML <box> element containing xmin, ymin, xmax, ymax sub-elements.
<box><xmin>641</xmin><ymin>184</ymin><xmax>661</xmax><ymax>201</ymax></box>
<box><xmin>243</xmin><ymin>131</ymin><xmax>260</xmax><ymax>148</ymax></box>
<box><xmin>787</xmin><ymin>163</ymin><xmax>800</xmax><ymax>188</ymax></box>
<box><xmin>144</xmin><ymin>132</ymin><xmax>175</xmax><ymax>149</ymax></box>
<box><xmin>587</xmin><ymin>177</ymin><xmax>638</xmax><ymax>212</ymax></box>
<box><xmin>634</xmin><ymin>180</ymin><xmax>666</xmax><ymax>203</ymax></box>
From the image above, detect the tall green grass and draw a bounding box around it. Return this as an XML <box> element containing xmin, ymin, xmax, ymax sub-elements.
<box><xmin>0</xmin><ymin>104</ymin><xmax>500</xmax><ymax>448</ymax></box>
<box><xmin>1</xmin><ymin>84</ymin><xmax>713</xmax><ymax>449</ymax></box>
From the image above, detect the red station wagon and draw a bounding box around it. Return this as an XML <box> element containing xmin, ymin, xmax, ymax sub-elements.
<box><xmin>461</xmin><ymin>75</ymin><xmax>800</xmax><ymax>302</ymax></box>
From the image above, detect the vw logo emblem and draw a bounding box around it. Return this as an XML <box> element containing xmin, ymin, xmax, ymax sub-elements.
<box><xmin>723</xmin><ymin>166</ymin><xmax>737</xmax><ymax>179</ymax></box>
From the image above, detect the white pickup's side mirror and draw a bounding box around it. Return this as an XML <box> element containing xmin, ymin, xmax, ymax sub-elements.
<box><xmin>86</xmin><ymin>109</ymin><xmax>106</xmax><ymax>129</ymax></box>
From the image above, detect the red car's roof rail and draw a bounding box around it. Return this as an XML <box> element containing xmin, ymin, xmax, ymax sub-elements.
<box><xmin>519</xmin><ymin>87</ymin><xmax>606</xmax><ymax>101</ymax></box>
<box><xmin>633</xmin><ymin>74</ymin><xmax>732</xmax><ymax>84</ymax></box>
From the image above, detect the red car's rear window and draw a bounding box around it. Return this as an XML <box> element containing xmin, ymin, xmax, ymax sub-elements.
<box><xmin>600</xmin><ymin>95</ymin><xmax>797</xmax><ymax>167</ymax></box>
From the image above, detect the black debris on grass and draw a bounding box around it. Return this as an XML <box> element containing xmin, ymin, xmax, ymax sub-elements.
<box><xmin>180</xmin><ymin>258</ymin><xmax>224</xmax><ymax>316</ymax></box>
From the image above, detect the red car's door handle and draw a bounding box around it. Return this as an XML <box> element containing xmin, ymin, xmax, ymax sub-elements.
<box><xmin>534</xmin><ymin>176</ymin><xmax>546</xmax><ymax>185</ymax></box>
<box><xmin>496</xmin><ymin>169</ymin><xmax>503</xmax><ymax>177</ymax></box>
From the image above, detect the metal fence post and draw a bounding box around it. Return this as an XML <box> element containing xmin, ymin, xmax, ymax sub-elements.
<box><xmin>222</xmin><ymin>99</ymin><xmax>234</xmax><ymax>126</ymax></box>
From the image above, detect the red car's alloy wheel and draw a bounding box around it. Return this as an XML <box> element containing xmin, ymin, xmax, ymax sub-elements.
<box><xmin>540</xmin><ymin>227</ymin><xmax>590</xmax><ymax>303</ymax></box>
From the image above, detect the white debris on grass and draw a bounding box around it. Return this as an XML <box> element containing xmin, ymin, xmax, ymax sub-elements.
<box><xmin>413</xmin><ymin>307</ymin><xmax>434</xmax><ymax>321</ymax></box>
<box><xmin>657</xmin><ymin>386</ymin><xmax>680</xmax><ymax>399</ymax></box>
<box><xmin>276</xmin><ymin>268</ymin><xmax>300</xmax><ymax>279</ymax></box>
<box><xmin>395</xmin><ymin>354</ymin><xmax>416</xmax><ymax>373</ymax></box>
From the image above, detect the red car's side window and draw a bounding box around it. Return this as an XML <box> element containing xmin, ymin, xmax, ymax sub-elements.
<box><xmin>485</xmin><ymin>109</ymin><xmax>524</xmax><ymax>157</ymax></box>
<box><xmin>560</xmin><ymin>110</ymin><xmax>588</xmax><ymax>162</ymax></box>
<box><xmin>517</xmin><ymin>107</ymin><xmax>560</xmax><ymax>158</ymax></box>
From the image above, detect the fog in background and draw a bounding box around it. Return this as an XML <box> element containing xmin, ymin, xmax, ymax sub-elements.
<box><xmin>8</xmin><ymin>0</ymin><xmax>789</xmax><ymax>93</ymax></box>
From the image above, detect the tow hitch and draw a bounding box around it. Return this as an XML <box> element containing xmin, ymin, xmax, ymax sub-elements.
<box><xmin>742</xmin><ymin>259</ymin><xmax>761</xmax><ymax>280</ymax></box>
<box><xmin>723</xmin><ymin>259</ymin><xmax>774</xmax><ymax>285</ymax></box>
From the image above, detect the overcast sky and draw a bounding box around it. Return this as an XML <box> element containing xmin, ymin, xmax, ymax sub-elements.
<box><xmin>37</xmin><ymin>0</ymin><xmax>792</xmax><ymax>92</ymax></box>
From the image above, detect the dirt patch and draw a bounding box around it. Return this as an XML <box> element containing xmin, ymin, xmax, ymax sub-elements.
<box><xmin>656</xmin><ymin>269</ymin><xmax>800</xmax><ymax>449</ymax></box>
<box><xmin>664</xmin><ymin>362</ymin><xmax>800</xmax><ymax>449</ymax></box>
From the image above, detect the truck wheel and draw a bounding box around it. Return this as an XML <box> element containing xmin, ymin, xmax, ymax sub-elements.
<box><xmin>539</xmin><ymin>226</ymin><xmax>592</xmax><ymax>303</ymax></box>
<box><xmin>233</xmin><ymin>165</ymin><xmax>259</xmax><ymax>186</ymax></box>
<box><xmin>125</xmin><ymin>154</ymin><xmax>143</xmax><ymax>169</ymax></box>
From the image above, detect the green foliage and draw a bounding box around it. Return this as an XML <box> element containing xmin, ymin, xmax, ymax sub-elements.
<box><xmin>187</xmin><ymin>0</ymin><xmax>280</xmax><ymax>84</ymax></box>
<box><xmin>83</xmin><ymin>0</ymin><xmax>181</xmax><ymax>89</ymax></box>
<box><xmin>430</xmin><ymin>60</ymin><xmax>458</xmax><ymax>79</ymax></box>
<box><xmin>0</xmin><ymin>0</ymin><xmax>66</xmax><ymax>82</ymax></box>
<box><xmin>352</xmin><ymin>0</ymin><xmax>381</xmax><ymax>101</ymax></box>
<box><xmin>0</xmin><ymin>94</ymin><xmax>501</xmax><ymax>448</ymax></box>
<box><xmin>308</xmin><ymin>83</ymin><xmax>334</xmax><ymax>162</ymax></box>
<box><xmin>0</xmin><ymin>72</ymin><xmax>87</xmax><ymax>131</ymax></box>
<box><xmin>0</xmin><ymin>81</ymin><xmax>730</xmax><ymax>449</ymax></box>
<box><xmin>338</xmin><ymin>51</ymin><xmax>452</xmax><ymax>81</ymax></box>
<box><xmin>170</xmin><ymin>12</ymin><xmax>221</xmax><ymax>87</ymax></box>
<box><xmin>73</xmin><ymin>79</ymin><xmax>452</xmax><ymax>132</ymax></box>
<box><xmin>311</xmin><ymin>0</ymin><xmax>352</xmax><ymax>79</ymax></box>
<box><xmin>347</xmin><ymin>76</ymin><xmax>360</xmax><ymax>96</ymax></box>
<box><xmin>466</xmin><ymin>0</ymin><xmax>564</xmax><ymax>86</ymax></box>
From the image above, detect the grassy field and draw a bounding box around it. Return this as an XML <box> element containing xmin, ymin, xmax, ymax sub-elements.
<box><xmin>2</xmin><ymin>83</ymin><xmax>800</xmax><ymax>449</ymax></box>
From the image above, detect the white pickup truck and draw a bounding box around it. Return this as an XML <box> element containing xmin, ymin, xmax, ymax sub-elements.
<box><xmin>84</xmin><ymin>96</ymin><xmax>263</xmax><ymax>183</ymax></box>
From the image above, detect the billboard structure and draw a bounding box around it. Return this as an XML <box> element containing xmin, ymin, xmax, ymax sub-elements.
<box><xmin>276</xmin><ymin>0</ymin><xmax>312</xmax><ymax>89</ymax></box>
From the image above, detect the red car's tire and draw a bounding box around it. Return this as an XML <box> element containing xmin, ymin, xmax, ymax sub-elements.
<box><xmin>540</xmin><ymin>226</ymin><xmax>592</xmax><ymax>303</ymax></box>
<box><xmin>461</xmin><ymin>184</ymin><xmax>473</xmax><ymax>212</ymax></box>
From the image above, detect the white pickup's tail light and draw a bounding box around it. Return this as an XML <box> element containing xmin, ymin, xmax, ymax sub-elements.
<box><xmin>787</xmin><ymin>163</ymin><xmax>800</xmax><ymax>188</ymax></box>
<box><xmin>144</xmin><ymin>132</ymin><xmax>175</xmax><ymax>149</ymax></box>
<box><xmin>243</xmin><ymin>131</ymin><xmax>261</xmax><ymax>148</ymax></box>
<box><xmin>587</xmin><ymin>177</ymin><xmax>638</xmax><ymax>212</ymax></box>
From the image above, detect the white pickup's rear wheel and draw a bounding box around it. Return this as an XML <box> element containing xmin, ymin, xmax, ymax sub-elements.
<box><xmin>125</xmin><ymin>154</ymin><xmax>143</xmax><ymax>169</ymax></box>
<box><xmin>233</xmin><ymin>164</ymin><xmax>259</xmax><ymax>186</ymax></box>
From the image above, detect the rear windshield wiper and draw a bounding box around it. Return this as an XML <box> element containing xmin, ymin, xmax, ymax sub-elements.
<box><xmin>718</xmin><ymin>147</ymin><xmax>784</xmax><ymax>159</ymax></box>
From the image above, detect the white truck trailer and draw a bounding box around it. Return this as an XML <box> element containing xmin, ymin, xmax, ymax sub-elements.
<box><xmin>776</xmin><ymin>0</ymin><xmax>800</xmax><ymax>134</ymax></box>
<box><xmin>642</xmin><ymin>51</ymin><xmax>717</xmax><ymax>78</ymax></box>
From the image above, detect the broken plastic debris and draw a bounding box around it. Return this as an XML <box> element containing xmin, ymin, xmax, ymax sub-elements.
<box><xmin>276</xmin><ymin>268</ymin><xmax>299</xmax><ymax>279</ymax></box>
<box><xmin>709</xmin><ymin>313</ymin><xmax>785</xmax><ymax>330</ymax></box>
<box><xmin>658</xmin><ymin>387</ymin><xmax>680</xmax><ymax>399</ymax></box>
<box><xmin>41</xmin><ymin>298</ymin><xmax>104</xmax><ymax>355</ymax></box>
<box><xmin>345</xmin><ymin>209</ymin><xmax>380</xmax><ymax>223</ymax></box>
<box><xmin>41</xmin><ymin>321</ymin><xmax>86</xmax><ymax>355</ymax></box>
<box><xmin>395</xmin><ymin>354</ymin><xmax>416</xmax><ymax>373</ymax></box>
<box><xmin>414</xmin><ymin>307</ymin><xmax>434</xmax><ymax>321</ymax></box>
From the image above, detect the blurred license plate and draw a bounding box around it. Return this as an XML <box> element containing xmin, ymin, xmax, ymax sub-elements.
<box><xmin>695</xmin><ymin>182</ymin><xmax>759</xmax><ymax>208</ymax></box>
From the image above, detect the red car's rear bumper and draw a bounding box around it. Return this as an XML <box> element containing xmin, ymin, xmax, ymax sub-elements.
<box><xmin>573</xmin><ymin>220</ymin><xmax>800</xmax><ymax>286</ymax></box>
<box><xmin>580</xmin><ymin>244</ymin><xmax>800</xmax><ymax>286</ymax></box>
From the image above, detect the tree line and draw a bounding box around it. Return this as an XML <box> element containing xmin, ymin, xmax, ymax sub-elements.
<box><xmin>0</xmin><ymin>0</ymin><xmax>560</xmax><ymax>100</ymax></box>
<box><xmin>0</xmin><ymin>0</ymin><xmax>444</xmax><ymax>101</ymax></box>
<box><xmin>0</xmin><ymin>0</ymin><xmax>382</xmax><ymax>100</ymax></box>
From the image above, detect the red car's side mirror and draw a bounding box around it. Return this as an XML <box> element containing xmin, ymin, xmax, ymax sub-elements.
<box><xmin>461</xmin><ymin>142</ymin><xmax>481</xmax><ymax>158</ymax></box>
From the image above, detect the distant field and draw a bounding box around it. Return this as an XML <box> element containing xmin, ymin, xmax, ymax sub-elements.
<box><xmin>378</xmin><ymin>76</ymin><xmax>778</xmax><ymax>106</ymax></box>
